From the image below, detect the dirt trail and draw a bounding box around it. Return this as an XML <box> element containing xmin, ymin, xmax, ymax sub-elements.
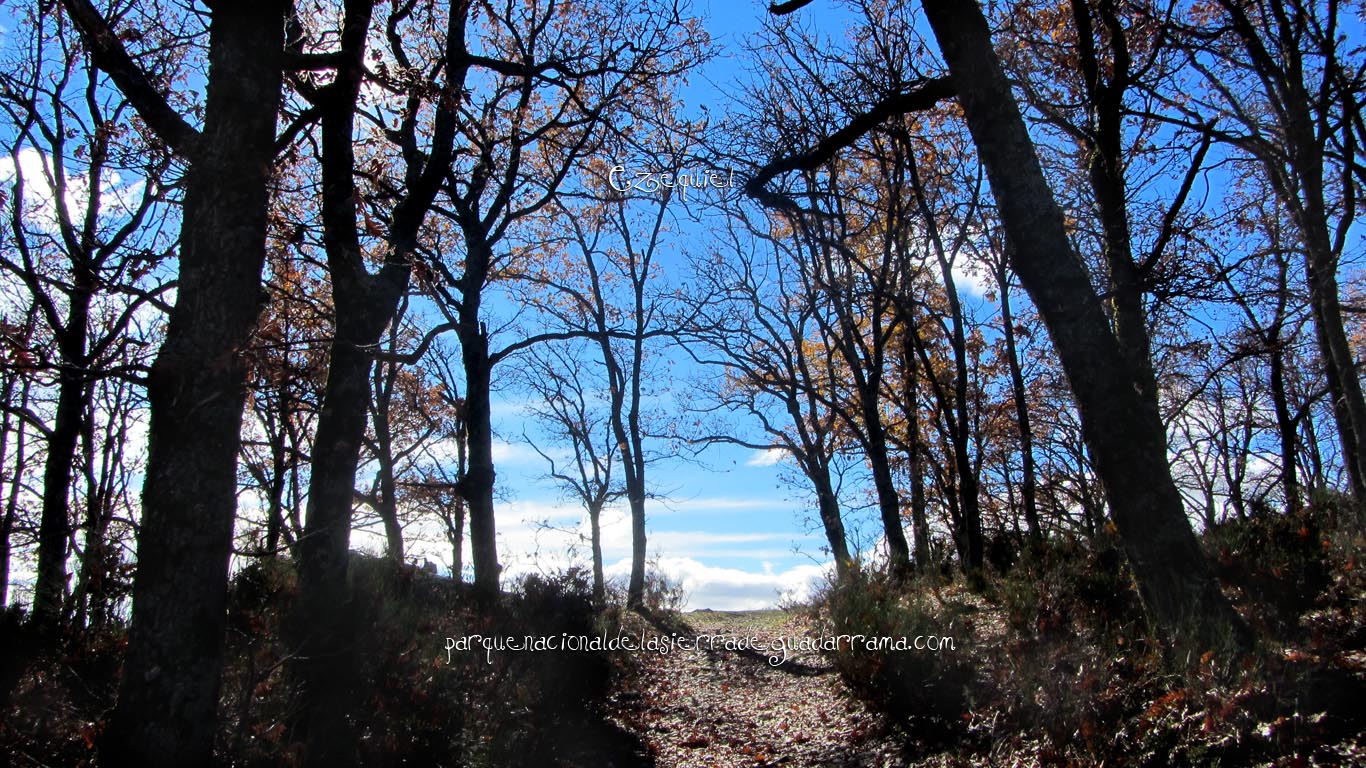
<box><xmin>607</xmin><ymin>610</ymin><xmax>904</xmax><ymax>768</ymax></box>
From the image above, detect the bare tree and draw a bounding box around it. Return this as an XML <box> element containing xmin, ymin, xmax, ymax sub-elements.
<box><xmin>0</xmin><ymin>5</ymin><xmax>173</xmax><ymax>628</ymax></box>
<box><xmin>520</xmin><ymin>340</ymin><xmax>620</xmax><ymax>603</ymax></box>
<box><xmin>60</xmin><ymin>0</ymin><xmax>290</xmax><ymax>761</ymax></box>
<box><xmin>916</xmin><ymin>0</ymin><xmax>1250</xmax><ymax>657</ymax></box>
<box><xmin>416</xmin><ymin>0</ymin><xmax>701</xmax><ymax>597</ymax></box>
<box><xmin>684</xmin><ymin>206</ymin><xmax>856</xmax><ymax>578</ymax></box>
<box><xmin>1168</xmin><ymin>0</ymin><xmax>1366</xmax><ymax>499</ymax></box>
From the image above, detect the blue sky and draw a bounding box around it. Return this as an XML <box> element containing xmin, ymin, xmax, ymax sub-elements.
<box><xmin>0</xmin><ymin>0</ymin><xmax>1198</xmax><ymax>611</ymax></box>
<box><xmin>345</xmin><ymin>0</ymin><xmax>885</xmax><ymax>609</ymax></box>
<box><xmin>4</xmin><ymin>0</ymin><xmax>1269</xmax><ymax>611</ymax></box>
<box><xmin>346</xmin><ymin>0</ymin><xmax>1003</xmax><ymax>609</ymax></box>
<box><xmin>0</xmin><ymin>0</ymin><xmax>875</xmax><ymax>610</ymax></box>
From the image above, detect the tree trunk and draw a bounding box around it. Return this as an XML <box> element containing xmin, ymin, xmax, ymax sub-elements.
<box><xmin>34</xmin><ymin>261</ymin><xmax>96</xmax><ymax>627</ymax></box>
<box><xmin>373</xmin><ymin>359</ymin><xmax>404</xmax><ymax>563</ymax></box>
<box><xmin>920</xmin><ymin>0</ymin><xmax>1251</xmax><ymax>659</ymax></box>
<box><xmin>460</xmin><ymin>306</ymin><xmax>500</xmax><ymax>597</ymax></box>
<box><xmin>265</xmin><ymin>405</ymin><xmax>289</xmax><ymax>555</ymax></box>
<box><xmin>1304</xmin><ymin>246</ymin><xmax>1366</xmax><ymax>498</ymax></box>
<box><xmin>805</xmin><ymin>455</ymin><xmax>851</xmax><ymax>580</ymax></box>
<box><xmin>928</xmin><ymin>226</ymin><xmax>983</xmax><ymax>575</ymax></box>
<box><xmin>32</xmin><ymin>367</ymin><xmax>85</xmax><ymax>625</ymax></box>
<box><xmin>863</xmin><ymin>400</ymin><xmax>913</xmax><ymax>581</ymax></box>
<box><xmin>999</xmin><ymin>266</ymin><xmax>1042</xmax><ymax>549</ymax></box>
<box><xmin>0</xmin><ymin>376</ymin><xmax>30</xmax><ymax>609</ymax></box>
<box><xmin>900</xmin><ymin>317</ymin><xmax>932</xmax><ymax>570</ymax></box>
<box><xmin>899</xmin><ymin>152</ymin><xmax>981</xmax><ymax>573</ymax></box>
<box><xmin>1217</xmin><ymin>0</ymin><xmax>1366</xmax><ymax>500</ymax></box>
<box><xmin>589</xmin><ymin>501</ymin><xmax>606</xmax><ymax>605</ymax></box>
<box><xmin>296</xmin><ymin>341</ymin><xmax>376</xmax><ymax>765</ymax></box>
<box><xmin>615</xmin><ymin>388</ymin><xmax>647</xmax><ymax>605</ymax></box>
<box><xmin>625</xmin><ymin>282</ymin><xmax>650</xmax><ymax>606</ymax></box>
<box><xmin>451</xmin><ymin>499</ymin><xmax>465</xmax><ymax>582</ymax></box>
<box><xmin>101</xmin><ymin>4</ymin><xmax>287</xmax><ymax>763</ymax></box>
<box><xmin>73</xmin><ymin>399</ymin><xmax>122</xmax><ymax>630</ymax></box>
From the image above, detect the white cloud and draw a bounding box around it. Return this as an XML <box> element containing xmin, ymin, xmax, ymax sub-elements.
<box><xmin>603</xmin><ymin>556</ymin><xmax>831</xmax><ymax>610</ymax></box>
<box><xmin>745</xmin><ymin>448</ymin><xmax>787</xmax><ymax>467</ymax></box>
<box><xmin>950</xmin><ymin>261</ymin><xmax>993</xmax><ymax>299</ymax></box>
<box><xmin>377</xmin><ymin>489</ymin><xmax>827</xmax><ymax>609</ymax></box>
<box><xmin>0</xmin><ymin>146</ymin><xmax>147</xmax><ymax>232</ymax></box>
<box><xmin>490</xmin><ymin>439</ymin><xmax>543</xmax><ymax>465</ymax></box>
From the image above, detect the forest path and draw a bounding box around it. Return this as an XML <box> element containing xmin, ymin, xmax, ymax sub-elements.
<box><xmin>606</xmin><ymin>609</ymin><xmax>905</xmax><ymax>768</ymax></box>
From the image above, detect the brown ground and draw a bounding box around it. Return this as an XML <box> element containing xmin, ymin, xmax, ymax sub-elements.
<box><xmin>606</xmin><ymin>609</ymin><xmax>905</xmax><ymax>768</ymax></box>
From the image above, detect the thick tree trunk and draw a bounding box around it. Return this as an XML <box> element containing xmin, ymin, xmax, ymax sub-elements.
<box><xmin>920</xmin><ymin>0</ymin><xmax>1251</xmax><ymax>659</ymax></box>
<box><xmin>292</xmin><ymin>5</ymin><xmax>433</xmax><ymax>757</ymax></box>
<box><xmin>297</xmin><ymin>339</ymin><xmax>376</xmax><ymax>766</ymax></box>
<box><xmin>102</xmin><ymin>4</ymin><xmax>287</xmax><ymax>764</ymax></box>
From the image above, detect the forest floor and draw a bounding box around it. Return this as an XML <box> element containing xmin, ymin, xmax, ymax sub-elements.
<box><xmin>605</xmin><ymin>608</ymin><xmax>907</xmax><ymax>768</ymax></box>
<box><xmin>601</xmin><ymin>583</ymin><xmax>1366</xmax><ymax>768</ymax></box>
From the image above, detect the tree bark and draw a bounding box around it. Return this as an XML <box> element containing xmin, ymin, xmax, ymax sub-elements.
<box><xmin>800</xmin><ymin>449</ymin><xmax>852</xmax><ymax>580</ymax></box>
<box><xmin>93</xmin><ymin>2</ymin><xmax>288</xmax><ymax>763</ymax></box>
<box><xmin>920</xmin><ymin>0</ymin><xmax>1251</xmax><ymax>659</ymax></box>
<box><xmin>459</xmin><ymin>306</ymin><xmax>500</xmax><ymax>597</ymax></box>
<box><xmin>291</xmin><ymin>2</ymin><xmax>462</xmax><ymax>756</ymax></box>
<box><xmin>1266</xmin><ymin>255</ymin><xmax>1300</xmax><ymax>510</ymax></box>
<box><xmin>589</xmin><ymin>500</ymin><xmax>607</xmax><ymax>605</ymax></box>
<box><xmin>32</xmin><ymin>367</ymin><xmax>85</xmax><ymax>625</ymax></box>
<box><xmin>373</xmin><ymin>370</ymin><xmax>405</xmax><ymax>563</ymax></box>
<box><xmin>998</xmin><ymin>264</ymin><xmax>1042</xmax><ymax>549</ymax></box>
<box><xmin>0</xmin><ymin>374</ymin><xmax>31</xmax><ymax>609</ymax></box>
<box><xmin>33</xmin><ymin>211</ymin><xmax>100</xmax><ymax>626</ymax></box>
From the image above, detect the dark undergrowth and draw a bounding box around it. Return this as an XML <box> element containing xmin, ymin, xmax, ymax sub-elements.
<box><xmin>2</xmin><ymin>496</ymin><xmax>1363</xmax><ymax>767</ymax></box>
<box><xmin>0</xmin><ymin>558</ymin><xmax>652</xmax><ymax>767</ymax></box>
<box><xmin>810</xmin><ymin>492</ymin><xmax>1366</xmax><ymax>766</ymax></box>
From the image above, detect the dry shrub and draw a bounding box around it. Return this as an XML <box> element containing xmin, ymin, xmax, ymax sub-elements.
<box><xmin>815</xmin><ymin>566</ymin><xmax>977</xmax><ymax>743</ymax></box>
